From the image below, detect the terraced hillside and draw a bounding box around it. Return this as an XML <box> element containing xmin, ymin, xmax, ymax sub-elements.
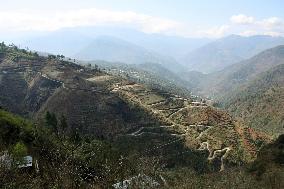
<box><xmin>104</xmin><ymin>80</ymin><xmax>271</xmax><ymax>169</ymax></box>
<box><xmin>0</xmin><ymin>44</ymin><xmax>270</xmax><ymax>172</ymax></box>
<box><xmin>0</xmin><ymin>52</ymin><xmax>161</xmax><ymax>139</ymax></box>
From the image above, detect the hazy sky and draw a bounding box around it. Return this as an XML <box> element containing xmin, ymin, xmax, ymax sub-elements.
<box><xmin>1</xmin><ymin>0</ymin><xmax>284</xmax><ymax>38</ymax></box>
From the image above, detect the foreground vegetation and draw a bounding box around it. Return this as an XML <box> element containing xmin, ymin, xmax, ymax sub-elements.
<box><xmin>0</xmin><ymin>109</ymin><xmax>283</xmax><ymax>188</ymax></box>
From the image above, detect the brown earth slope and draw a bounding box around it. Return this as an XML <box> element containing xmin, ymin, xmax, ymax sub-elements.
<box><xmin>0</xmin><ymin>45</ymin><xmax>270</xmax><ymax>171</ymax></box>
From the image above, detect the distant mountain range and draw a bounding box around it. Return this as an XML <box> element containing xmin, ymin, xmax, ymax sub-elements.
<box><xmin>23</xmin><ymin>30</ymin><xmax>91</xmax><ymax>56</ymax></box>
<box><xmin>182</xmin><ymin>35</ymin><xmax>284</xmax><ymax>73</ymax></box>
<box><xmin>21</xmin><ymin>28</ymin><xmax>284</xmax><ymax>75</ymax></box>
<box><xmin>74</xmin><ymin>36</ymin><xmax>186</xmax><ymax>72</ymax></box>
<box><xmin>23</xmin><ymin>26</ymin><xmax>210</xmax><ymax>60</ymax></box>
<box><xmin>22</xmin><ymin>27</ymin><xmax>210</xmax><ymax>72</ymax></box>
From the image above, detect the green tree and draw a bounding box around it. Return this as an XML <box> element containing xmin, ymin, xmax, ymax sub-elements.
<box><xmin>0</xmin><ymin>42</ymin><xmax>6</xmax><ymax>52</ymax></box>
<box><xmin>48</xmin><ymin>54</ymin><xmax>56</xmax><ymax>60</ymax></box>
<box><xmin>11</xmin><ymin>142</ymin><xmax>28</xmax><ymax>158</ymax></box>
<box><xmin>11</xmin><ymin>142</ymin><xmax>28</xmax><ymax>166</ymax></box>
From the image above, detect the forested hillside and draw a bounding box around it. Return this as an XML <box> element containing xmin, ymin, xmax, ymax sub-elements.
<box><xmin>223</xmin><ymin>64</ymin><xmax>284</xmax><ymax>136</ymax></box>
<box><xmin>184</xmin><ymin>46</ymin><xmax>284</xmax><ymax>136</ymax></box>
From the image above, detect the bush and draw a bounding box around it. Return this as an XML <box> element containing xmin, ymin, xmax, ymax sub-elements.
<box><xmin>246</xmin><ymin>160</ymin><xmax>266</xmax><ymax>177</ymax></box>
<box><xmin>11</xmin><ymin>142</ymin><xmax>27</xmax><ymax>158</ymax></box>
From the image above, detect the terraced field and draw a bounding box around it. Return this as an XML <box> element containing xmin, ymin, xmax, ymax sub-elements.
<box><xmin>90</xmin><ymin>80</ymin><xmax>270</xmax><ymax>171</ymax></box>
<box><xmin>0</xmin><ymin>48</ymin><xmax>270</xmax><ymax>172</ymax></box>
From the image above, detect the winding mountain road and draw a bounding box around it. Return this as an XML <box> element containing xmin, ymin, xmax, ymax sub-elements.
<box><xmin>198</xmin><ymin>142</ymin><xmax>231</xmax><ymax>171</ymax></box>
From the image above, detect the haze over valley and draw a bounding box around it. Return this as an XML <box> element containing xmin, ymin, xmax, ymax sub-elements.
<box><xmin>0</xmin><ymin>1</ymin><xmax>283</xmax><ymax>188</ymax></box>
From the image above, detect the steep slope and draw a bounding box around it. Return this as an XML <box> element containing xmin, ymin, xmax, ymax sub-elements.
<box><xmin>0</xmin><ymin>44</ymin><xmax>161</xmax><ymax>138</ymax></box>
<box><xmin>185</xmin><ymin>46</ymin><xmax>284</xmax><ymax>136</ymax></box>
<box><xmin>183</xmin><ymin>35</ymin><xmax>284</xmax><ymax>73</ymax></box>
<box><xmin>223</xmin><ymin>64</ymin><xmax>284</xmax><ymax>136</ymax></box>
<box><xmin>0</xmin><ymin>109</ymin><xmax>34</xmax><ymax>149</ymax></box>
<box><xmin>195</xmin><ymin>45</ymin><xmax>284</xmax><ymax>98</ymax></box>
<box><xmin>250</xmin><ymin>134</ymin><xmax>284</xmax><ymax>171</ymax></box>
<box><xmin>165</xmin><ymin>134</ymin><xmax>284</xmax><ymax>189</ymax></box>
<box><xmin>109</xmin><ymin>80</ymin><xmax>271</xmax><ymax>167</ymax></box>
<box><xmin>75</xmin><ymin>36</ymin><xmax>185</xmax><ymax>72</ymax></box>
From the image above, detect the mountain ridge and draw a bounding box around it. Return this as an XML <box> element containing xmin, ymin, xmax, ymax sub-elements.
<box><xmin>183</xmin><ymin>45</ymin><xmax>284</xmax><ymax>136</ymax></box>
<box><xmin>182</xmin><ymin>35</ymin><xmax>284</xmax><ymax>73</ymax></box>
